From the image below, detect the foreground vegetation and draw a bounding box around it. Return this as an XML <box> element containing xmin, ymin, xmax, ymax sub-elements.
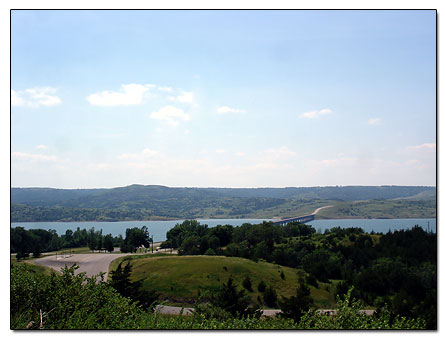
<box><xmin>161</xmin><ymin>220</ymin><xmax>437</xmax><ymax>328</ymax></box>
<box><xmin>11</xmin><ymin>263</ymin><xmax>425</xmax><ymax>329</ymax></box>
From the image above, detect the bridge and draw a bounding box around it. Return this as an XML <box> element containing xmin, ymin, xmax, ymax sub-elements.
<box><xmin>272</xmin><ymin>214</ymin><xmax>315</xmax><ymax>226</ymax></box>
<box><xmin>272</xmin><ymin>205</ymin><xmax>333</xmax><ymax>226</ymax></box>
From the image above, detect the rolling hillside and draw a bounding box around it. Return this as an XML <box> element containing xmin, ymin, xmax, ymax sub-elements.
<box><xmin>11</xmin><ymin>184</ymin><xmax>436</xmax><ymax>222</ymax></box>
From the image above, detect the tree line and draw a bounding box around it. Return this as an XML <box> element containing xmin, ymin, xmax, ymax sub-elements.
<box><xmin>10</xmin><ymin>226</ymin><xmax>152</xmax><ymax>258</ymax></box>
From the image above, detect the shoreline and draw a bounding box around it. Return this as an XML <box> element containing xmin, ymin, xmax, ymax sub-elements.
<box><xmin>10</xmin><ymin>216</ymin><xmax>437</xmax><ymax>224</ymax></box>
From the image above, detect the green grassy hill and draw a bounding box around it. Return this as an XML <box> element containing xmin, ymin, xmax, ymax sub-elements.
<box><xmin>110</xmin><ymin>255</ymin><xmax>335</xmax><ymax>308</ymax></box>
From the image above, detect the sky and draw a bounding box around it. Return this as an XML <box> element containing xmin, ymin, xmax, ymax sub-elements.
<box><xmin>10</xmin><ymin>10</ymin><xmax>436</xmax><ymax>189</ymax></box>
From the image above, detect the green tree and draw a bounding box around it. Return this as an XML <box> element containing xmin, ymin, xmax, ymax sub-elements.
<box><xmin>279</xmin><ymin>276</ymin><xmax>314</xmax><ymax>322</ymax></box>
<box><xmin>263</xmin><ymin>285</ymin><xmax>278</xmax><ymax>308</ymax></box>
<box><xmin>103</xmin><ymin>234</ymin><xmax>114</xmax><ymax>253</ymax></box>
<box><xmin>257</xmin><ymin>280</ymin><xmax>266</xmax><ymax>293</ymax></box>
<box><xmin>242</xmin><ymin>276</ymin><xmax>253</xmax><ymax>292</ymax></box>
<box><xmin>109</xmin><ymin>262</ymin><xmax>158</xmax><ymax>311</ymax></box>
<box><xmin>204</xmin><ymin>277</ymin><xmax>261</xmax><ymax>318</ymax></box>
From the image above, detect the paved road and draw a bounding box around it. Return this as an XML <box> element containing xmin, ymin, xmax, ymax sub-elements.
<box><xmin>33</xmin><ymin>253</ymin><xmax>132</xmax><ymax>280</ymax></box>
<box><xmin>312</xmin><ymin>205</ymin><xmax>333</xmax><ymax>215</ymax></box>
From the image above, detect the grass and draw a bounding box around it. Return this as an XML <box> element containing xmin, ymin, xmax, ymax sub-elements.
<box><xmin>110</xmin><ymin>255</ymin><xmax>336</xmax><ymax>309</ymax></box>
<box><xmin>11</xmin><ymin>256</ymin><xmax>57</xmax><ymax>276</ymax></box>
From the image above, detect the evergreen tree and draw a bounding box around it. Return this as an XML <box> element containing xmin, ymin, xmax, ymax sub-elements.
<box><xmin>279</xmin><ymin>277</ymin><xmax>314</xmax><ymax>322</ymax></box>
<box><xmin>109</xmin><ymin>262</ymin><xmax>158</xmax><ymax>311</ymax></box>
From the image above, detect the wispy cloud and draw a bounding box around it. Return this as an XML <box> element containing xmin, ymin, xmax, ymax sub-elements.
<box><xmin>86</xmin><ymin>83</ymin><xmax>154</xmax><ymax>106</ymax></box>
<box><xmin>158</xmin><ymin>86</ymin><xmax>173</xmax><ymax>92</ymax></box>
<box><xmin>12</xmin><ymin>151</ymin><xmax>57</xmax><ymax>162</ymax></box>
<box><xmin>234</xmin><ymin>152</ymin><xmax>246</xmax><ymax>157</ymax></box>
<box><xmin>262</xmin><ymin>146</ymin><xmax>296</xmax><ymax>158</ymax></box>
<box><xmin>367</xmin><ymin>117</ymin><xmax>382</xmax><ymax>126</ymax></box>
<box><xmin>35</xmin><ymin>144</ymin><xmax>48</xmax><ymax>150</ymax></box>
<box><xmin>12</xmin><ymin>87</ymin><xmax>61</xmax><ymax>108</ymax></box>
<box><xmin>217</xmin><ymin>106</ymin><xmax>246</xmax><ymax>114</ymax></box>
<box><xmin>118</xmin><ymin>148</ymin><xmax>159</xmax><ymax>160</ymax></box>
<box><xmin>300</xmin><ymin>108</ymin><xmax>333</xmax><ymax>119</ymax></box>
<box><xmin>149</xmin><ymin>105</ymin><xmax>190</xmax><ymax>126</ymax></box>
<box><xmin>407</xmin><ymin>143</ymin><xmax>436</xmax><ymax>151</ymax></box>
<box><xmin>169</xmin><ymin>91</ymin><xmax>194</xmax><ymax>104</ymax></box>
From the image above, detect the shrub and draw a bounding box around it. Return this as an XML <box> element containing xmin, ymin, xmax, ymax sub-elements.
<box><xmin>242</xmin><ymin>276</ymin><xmax>253</xmax><ymax>292</ymax></box>
<box><xmin>11</xmin><ymin>263</ymin><xmax>144</xmax><ymax>329</ymax></box>
<box><xmin>257</xmin><ymin>280</ymin><xmax>266</xmax><ymax>292</ymax></box>
<box><xmin>263</xmin><ymin>285</ymin><xmax>278</xmax><ymax>308</ymax></box>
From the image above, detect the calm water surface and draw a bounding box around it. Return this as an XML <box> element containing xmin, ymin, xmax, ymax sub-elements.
<box><xmin>11</xmin><ymin>218</ymin><xmax>436</xmax><ymax>242</ymax></box>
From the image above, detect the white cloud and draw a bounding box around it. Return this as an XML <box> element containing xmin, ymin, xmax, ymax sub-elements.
<box><xmin>86</xmin><ymin>84</ymin><xmax>154</xmax><ymax>106</ymax></box>
<box><xmin>367</xmin><ymin>118</ymin><xmax>382</xmax><ymax>126</ymax></box>
<box><xmin>12</xmin><ymin>87</ymin><xmax>61</xmax><ymax>107</ymax></box>
<box><xmin>118</xmin><ymin>148</ymin><xmax>159</xmax><ymax>160</ymax></box>
<box><xmin>262</xmin><ymin>146</ymin><xmax>296</xmax><ymax>158</ymax></box>
<box><xmin>12</xmin><ymin>151</ymin><xmax>57</xmax><ymax>162</ymax></box>
<box><xmin>149</xmin><ymin>105</ymin><xmax>190</xmax><ymax>126</ymax></box>
<box><xmin>407</xmin><ymin>143</ymin><xmax>436</xmax><ymax>151</ymax></box>
<box><xmin>300</xmin><ymin>108</ymin><xmax>333</xmax><ymax>119</ymax></box>
<box><xmin>157</xmin><ymin>86</ymin><xmax>173</xmax><ymax>92</ymax></box>
<box><xmin>216</xmin><ymin>149</ymin><xmax>226</xmax><ymax>154</ymax></box>
<box><xmin>234</xmin><ymin>152</ymin><xmax>246</xmax><ymax>157</ymax></box>
<box><xmin>36</xmin><ymin>144</ymin><xmax>48</xmax><ymax>150</ymax></box>
<box><xmin>168</xmin><ymin>91</ymin><xmax>194</xmax><ymax>104</ymax></box>
<box><xmin>217</xmin><ymin>106</ymin><xmax>246</xmax><ymax>114</ymax></box>
<box><xmin>11</xmin><ymin>90</ymin><xmax>25</xmax><ymax>106</ymax></box>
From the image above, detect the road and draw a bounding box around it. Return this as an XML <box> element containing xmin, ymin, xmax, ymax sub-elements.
<box><xmin>33</xmin><ymin>253</ymin><xmax>132</xmax><ymax>280</ymax></box>
<box><xmin>312</xmin><ymin>205</ymin><xmax>333</xmax><ymax>215</ymax></box>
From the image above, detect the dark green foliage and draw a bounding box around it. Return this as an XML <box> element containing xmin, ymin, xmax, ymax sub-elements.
<box><xmin>242</xmin><ymin>276</ymin><xmax>253</xmax><ymax>292</ymax></box>
<box><xmin>279</xmin><ymin>277</ymin><xmax>314</xmax><ymax>322</ymax></box>
<box><xmin>195</xmin><ymin>276</ymin><xmax>261</xmax><ymax>319</ymax></box>
<box><xmin>10</xmin><ymin>263</ymin><xmax>427</xmax><ymax>329</ymax></box>
<box><xmin>282</xmin><ymin>222</ymin><xmax>316</xmax><ymax>237</ymax></box>
<box><xmin>120</xmin><ymin>226</ymin><xmax>151</xmax><ymax>253</ymax></box>
<box><xmin>11</xmin><ymin>263</ymin><xmax>144</xmax><ymax>329</ymax></box>
<box><xmin>257</xmin><ymin>280</ymin><xmax>266</xmax><ymax>293</ymax></box>
<box><xmin>103</xmin><ymin>234</ymin><xmax>114</xmax><ymax>253</ymax></box>
<box><xmin>109</xmin><ymin>262</ymin><xmax>159</xmax><ymax>311</ymax></box>
<box><xmin>262</xmin><ymin>285</ymin><xmax>278</xmax><ymax>308</ymax></box>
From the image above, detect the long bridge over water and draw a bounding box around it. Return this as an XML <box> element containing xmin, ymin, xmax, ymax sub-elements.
<box><xmin>272</xmin><ymin>205</ymin><xmax>333</xmax><ymax>226</ymax></box>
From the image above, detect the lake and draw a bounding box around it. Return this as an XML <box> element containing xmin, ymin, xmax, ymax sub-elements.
<box><xmin>11</xmin><ymin>218</ymin><xmax>436</xmax><ymax>242</ymax></box>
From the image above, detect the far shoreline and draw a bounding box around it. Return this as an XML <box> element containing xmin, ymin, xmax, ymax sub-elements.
<box><xmin>10</xmin><ymin>216</ymin><xmax>437</xmax><ymax>224</ymax></box>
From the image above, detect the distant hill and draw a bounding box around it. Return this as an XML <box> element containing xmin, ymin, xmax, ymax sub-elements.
<box><xmin>10</xmin><ymin>185</ymin><xmax>436</xmax><ymax>222</ymax></box>
<box><xmin>205</xmin><ymin>186</ymin><xmax>436</xmax><ymax>201</ymax></box>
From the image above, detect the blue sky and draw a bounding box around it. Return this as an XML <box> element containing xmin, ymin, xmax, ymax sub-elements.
<box><xmin>11</xmin><ymin>10</ymin><xmax>436</xmax><ymax>188</ymax></box>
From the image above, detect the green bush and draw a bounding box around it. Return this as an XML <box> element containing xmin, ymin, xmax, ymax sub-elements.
<box><xmin>11</xmin><ymin>263</ymin><xmax>144</xmax><ymax>329</ymax></box>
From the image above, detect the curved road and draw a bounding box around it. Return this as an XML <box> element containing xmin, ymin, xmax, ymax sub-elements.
<box><xmin>33</xmin><ymin>253</ymin><xmax>132</xmax><ymax>280</ymax></box>
<box><xmin>312</xmin><ymin>205</ymin><xmax>333</xmax><ymax>215</ymax></box>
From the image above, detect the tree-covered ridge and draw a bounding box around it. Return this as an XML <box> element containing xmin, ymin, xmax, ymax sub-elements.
<box><xmin>11</xmin><ymin>184</ymin><xmax>436</xmax><ymax>222</ymax></box>
<box><xmin>12</xmin><ymin>185</ymin><xmax>435</xmax><ymax>207</ymax></box>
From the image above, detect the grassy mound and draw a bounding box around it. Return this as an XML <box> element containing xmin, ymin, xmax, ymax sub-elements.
<box><xmin>110</xmin><ymin>255</ymin><xmax>335</xmax><ymax>308</ymax></box>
